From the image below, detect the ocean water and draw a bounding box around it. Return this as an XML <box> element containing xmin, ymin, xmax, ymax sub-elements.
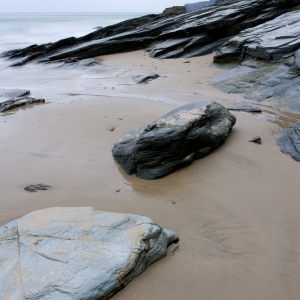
<box><xmin>0</xmin><ymin>12</ymin><xmax>146</xmax><ymax>55</ymax></box>
<box><xmin>0</xmin><ymin>12</ymin><xmax>148</xmax><ymax>102</ymax></box>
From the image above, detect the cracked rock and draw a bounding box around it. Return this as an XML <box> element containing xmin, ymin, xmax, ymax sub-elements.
<box><xmin>0</xmin><ymin>207</ymin><xmax>178</xmax><ymax>300</ymax></box>
<box><xmin>112</xmin><ymin>101</ymin><xmax>236</xmax><ymax>179</ymax></box>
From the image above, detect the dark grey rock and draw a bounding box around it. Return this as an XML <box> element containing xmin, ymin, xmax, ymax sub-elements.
<box><xmin>214</xmin><ymin>11</ymin><xmax>300</xmax><ymax>63</ymax></box>
<box><xmin>0</xmin><ymin>207</ymin><xmax>178</xmax><ymax>300</ymax></box>
<box><xmin>9</xmin><ymin>52</ymin><xmax>43</xmax><ymax>67</ymax></box>
<box><xmin>0</xmin><ymin>97</ymin><xmax>45</xmax><ymax>113</ymax></box>
<box><xmin>277</xmin><ymin>121</ymin><xmax>300</xmax><ymax>162</ymax></box>
<box><xmin>2</xmin><ymin>0</ymin><xmax>300</xmax><ymax>64</ymax></box>
<box><xmin>162</xmin><ymin>6</ymin><xmax>186</xmax><ymax>16</ymax></box>
<box><xmin>93</xmin><ymin>26</ymin><xmax>104</xmax><ymax>30</ymax></box>
<box><xmin>227</xmin><ymin>103</ymin><xmax>262</xmax><ymax>113</ymax></box>
<box><xmin>131</xmin><ymin>73</ymin><xmax>160</xmax><ymax>84</ymax></box>
<box><xmin>112</xmin><ymin>101</ymin><xmax>236</xmax><ymax>180</ymax></box>
<box><xmin>24</xmin><ymin>184</ymin><xmax>52</xmax><ymax>192</ymax></box>
<box><xmin>248</xmin><ymin>136</ymin><xmax>262</xmax><ymax>144</ymax></box>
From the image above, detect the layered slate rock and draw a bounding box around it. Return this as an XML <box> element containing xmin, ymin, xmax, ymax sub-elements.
<box><xmin>131</xmin><ymin>73</ymin><xmax>160</xmax><ymax>84</ymax></box>
<box><xmin>112</xmin><ymin>101</ymin><xmax>236</xmax><ymax>180</ymax></box>
<box><xmin>212</xmin><ymin>11</ymin><xmax>300</xmax><ymax>111</ymax></box>
<box><xmin>277</xmin><ymin>121</ymin><xmax>300</xmax><ymax>162</ymax></box>
<box><xmin>214</xmin><ymin>10</ymin><xmax>300</xmax><ymax>63</ymax></box>
<box><xmin>0</xmin><ymin>207</ymin><xmax>178</xmax><ymax>300</ymax></box>
<box><xmin>0</xmin><ymin>97</ymin><xmax>45</xmax><ymax>113</ymax></box>
<box><xmin>2</xmin><ymin>0</ymin><xmax>300</xmax><ymax>64</ymax></box>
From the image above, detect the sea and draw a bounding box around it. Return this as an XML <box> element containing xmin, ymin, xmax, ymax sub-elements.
<box><xmin>0</xmin><ymin>12</ymin><xmax>148</xmax><ymax>103</ymax></box>
<box><xmin>0</xmin><ymin>12</ymin><xmax>146</xmax><ymax>55</ymax></box>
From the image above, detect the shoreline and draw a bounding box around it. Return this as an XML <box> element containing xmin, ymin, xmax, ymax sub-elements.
<box><xmin>0</xmin><ymin>50</ymin><xmax>300</xmax><ymax>299</ymax></box>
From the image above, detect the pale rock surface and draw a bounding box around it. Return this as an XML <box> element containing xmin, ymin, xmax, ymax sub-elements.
<box><xmin>0</xmin><ymin>207</ymin><xmax>178</xmax><ymax>300</ymax></box>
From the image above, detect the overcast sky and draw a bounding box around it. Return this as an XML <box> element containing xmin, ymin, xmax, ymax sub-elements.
<box><xmin>0</xmin><ymin>0</ymin><xmax>206</xmax><ymax>13</ymax></box>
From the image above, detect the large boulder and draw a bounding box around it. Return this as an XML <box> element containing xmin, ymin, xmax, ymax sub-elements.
<box><xmin>277</xmin><ymin>121</ymin><xmax>300</xmax><ymax>162</ymax></box>
<box><xmin>0</xmin><ymin>207</ymin><xmax>178</xmax><ymax>300</ymax></box>
<box><xmin>112</xmin><ymin>101</ymin><xmax>236</xmax><ymax>180</ymax></box>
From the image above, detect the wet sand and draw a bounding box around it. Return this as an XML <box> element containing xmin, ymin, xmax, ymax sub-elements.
<box><xmin>0</xmin><ymin>51</ymin><xmax>300</xmax><ymax>300</ymax></box>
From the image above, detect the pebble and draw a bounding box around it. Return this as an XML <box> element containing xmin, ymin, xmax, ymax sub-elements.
<box><xmin>108</xmin><ymin>127</ymin><xmax>115</xmax><ymax>131</ymax></box>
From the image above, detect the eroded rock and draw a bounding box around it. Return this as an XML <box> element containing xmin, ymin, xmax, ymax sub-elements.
<box><xmin>112</xmin><ymin>101</ymin><xmax>236</xmax><ymax>179</ymax></box>
<box><xmin>24</xmin><ymin>184</ymin><xmax>52</xmax><ymax>192</ymax></box>
<box><xmin>132</xmin><ymin>73</ymin><xmax>160</xmax><ymax>84</ymax></box>
<box><xmin>0</xmin><ymin>97</ymin><xmax>45</xmax><ymax>113</ymax></box>
<box><xmin>0</xmin><ymin>207</ymin><xmax>178</xmax><ymax>300</ymax></box>
<box><xmin>277</xmin><ymin>121</ymin><xmax>300</xmax><ymax>162</ymax></box>
<box><xmin>2</xmin><ymin>0</ymin><xmax>300</xmax><ymax>64</ymax></box>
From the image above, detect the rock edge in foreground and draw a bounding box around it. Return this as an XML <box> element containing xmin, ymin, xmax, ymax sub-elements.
<box><xmin>112</xmin><ymin>101</ymin><xmax>236</xmax><ymax>179</ymax></box>
<box><xmin>277</xmin><ymin>121</ymin><xmax>300</xmax><ymax>162</ymax></box>
<box><xmin>0</xmin><ymin>207</ymin><xmax>178</xmax><ymax>300</ymax></box>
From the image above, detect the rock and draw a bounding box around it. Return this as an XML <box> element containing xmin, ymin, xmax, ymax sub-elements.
<box><xmin>185</xmin><ymin>0</ymin><xmax>216</xmax><ymax>13</ymax></box>
<box><xmin>248</xmin><ymin>136</ymin><xmax>262</xmax><ymax>144</ymax></box>
<box><xmin>9</xmin><ymin>52</ymin><xmax>43</xmax><ymax>67</ymax></box>
<box><xmin>227</xmin><ymin>103</ymin><xmax>262</xmax><ymax>113</ymax></box>
<box><xmin>112</xmin><ymin>101</ymin><xmax>236</xmax><ymax>180</ymax></box>
<box><xmin>0</xmin><ymin>97</ymin><xmax>45</xmax><ymax>113</ymax></box>
<box><xmin>108</xmin><ymin>127</ymin><xmax>115</xmax><ymax>131</ymax></box>
<box><xmin>59</xmin><ymin>58</ymin><xmax>97</xmax><ymax>68</ymax></box>
<box><xmin>93</xmin><ymin>26</ymin><xmax>104</xmax><ymax>30</ymax></box>
<box><xmin>277</xmin><ymin>121</ymin><xmax>300</xmax><ymax>162</ymax></box>
<box><xmin>214</xmin><ymin>11</ymin><xmax>300</xmax><ymax>63</ymax></box>
<box><xmin>24</xmin><ymin>183</ymin><xmax>52</xmax><ymax>192</ymax></box>
<box><xmin>0</xmin><ymin>88</ymin><xmax>30</xmax><ymax>100</ymax></box>
<box><xmin>0</xmin><ymin>207</ymin><xmax>178</xmax><ymax>300</ymax></box>
<box><xmin>2</xmin><ymin>0</ymin><xmax>300</xmax><ymax>64</ymax></box>
<box><xmin>132</xmin><ymin>73</ymin><xmax>160</xmax><ymax>84</ymax></box>
<box><xmin>162</xmin><ymin>6</ymin><xmax>186</xmax><ymax>16</ymax></box>
<box><xmin>212</xmin><ymin>10</ymin><xmax>300</xmax><ymax>112</ymax></box>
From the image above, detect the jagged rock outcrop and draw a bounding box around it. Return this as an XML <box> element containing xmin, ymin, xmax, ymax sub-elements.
<box><xmin>277</xmin><ymin>121</ymin><xmax>300</xmax><ymax>162</ymax></box>
<box><xmin>2</xmin><ymin>0</ymin><xmax>300</xmax><ymax>64</ymax></box>
<box><xmin>214</xmin><ymin>10</ymin><xmax>300</xmax><ymax>63</ymax></box>
<box><xmin>112</xmin><ymin>101</ymin><xmax>236</xmax><ymax>180</ymax></box>
<box><xmin>212</xmin><ymin>11</ymin><xmax>300</xmax><ymax>111</ymax></box>
<box><xmin>0</xmin><ymin>207</ymin><xmax>178</xmax><ymax>300</ymax></box>
<box><xmin>0</xmin><ymin>97</ymin><xmax>45</xmax><ymax>113</ymax></box>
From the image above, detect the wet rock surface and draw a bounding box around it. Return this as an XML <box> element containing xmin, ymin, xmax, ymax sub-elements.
<box><xmin>23</xmin><ymin>184</ymin><xmax>52</xmax><ymax>192</ymax></box>
<box><xmin>0</xmin><ymin>207</ymin><xmax>178</xmax><ymax>300</ymax></box>
<box><xmin>0</xmin><ymin>97</ymin><xmax>45</xmax><ymax>113</ymax></box>
<box><xmin>227</xmin><ymin>103</ymin><xmax>262</xmax><ymax>113</ymax></box>
<box><xmin>2</xmin><ymin>0</ymin><xmax>299</xmax><ymax>63</ymax></box>
<box><xmin>112</xmin><ymin>101</ymin><xmax>236</xmax><ymax>180</ymax></box>
<box><xmin>277</xmin><ymin>121</ymin><xmax>300</xmax><ymax>162</ymax></box>
<box><xmin>131</xmin><ymin>73</ymin><xmax>160</xmax><ymax>84</ymax></box>
<box><xmin>212</xmin><ymin>11</ymin><xmax>300</xmax><ymax>112</ymax></box>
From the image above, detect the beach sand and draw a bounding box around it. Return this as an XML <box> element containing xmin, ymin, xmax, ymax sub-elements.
<box><xmin>0</xmin><ymin>51</ymin><xmax>299</xmax><ymax>300</ymax></box>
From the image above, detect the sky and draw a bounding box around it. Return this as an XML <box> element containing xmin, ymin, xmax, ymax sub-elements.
<box><xmin>0</xmin><ymin>0</ymin><xmax>206</xmax><ymax>13</ymax></box>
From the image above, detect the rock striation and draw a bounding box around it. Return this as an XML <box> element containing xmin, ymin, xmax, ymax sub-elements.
<box><xmin>212</xmin><ymin>10</ymin><xmax>300</xmax><ymax>111</ymax></box>
<box><xmin>131</xmin><ymin>73</ymin><xmax>160</xmax><ymax>84</ymax></box>
<box><xmin>0</xmin><ymin>207</ymin><xmax>178</xmax><ymax>300</ymax></box>
<box><xmin>0</xmin><ymin>97</ymin><xmax>45</xmax><ymax>113</ymax></box>
<box><xmin>2</xmin><ymin>0</ymin><xmax>300</xmax><ymax>64</ymax></box>
<box><xmin>112</xmin><ymin>101</ymin><xmax>236</xmax><ymax>180</ymax></box>
<box><xmin>277</xmin><ymin>121</ymin><xmax>300</xmax><ymax>162</ymax></box>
